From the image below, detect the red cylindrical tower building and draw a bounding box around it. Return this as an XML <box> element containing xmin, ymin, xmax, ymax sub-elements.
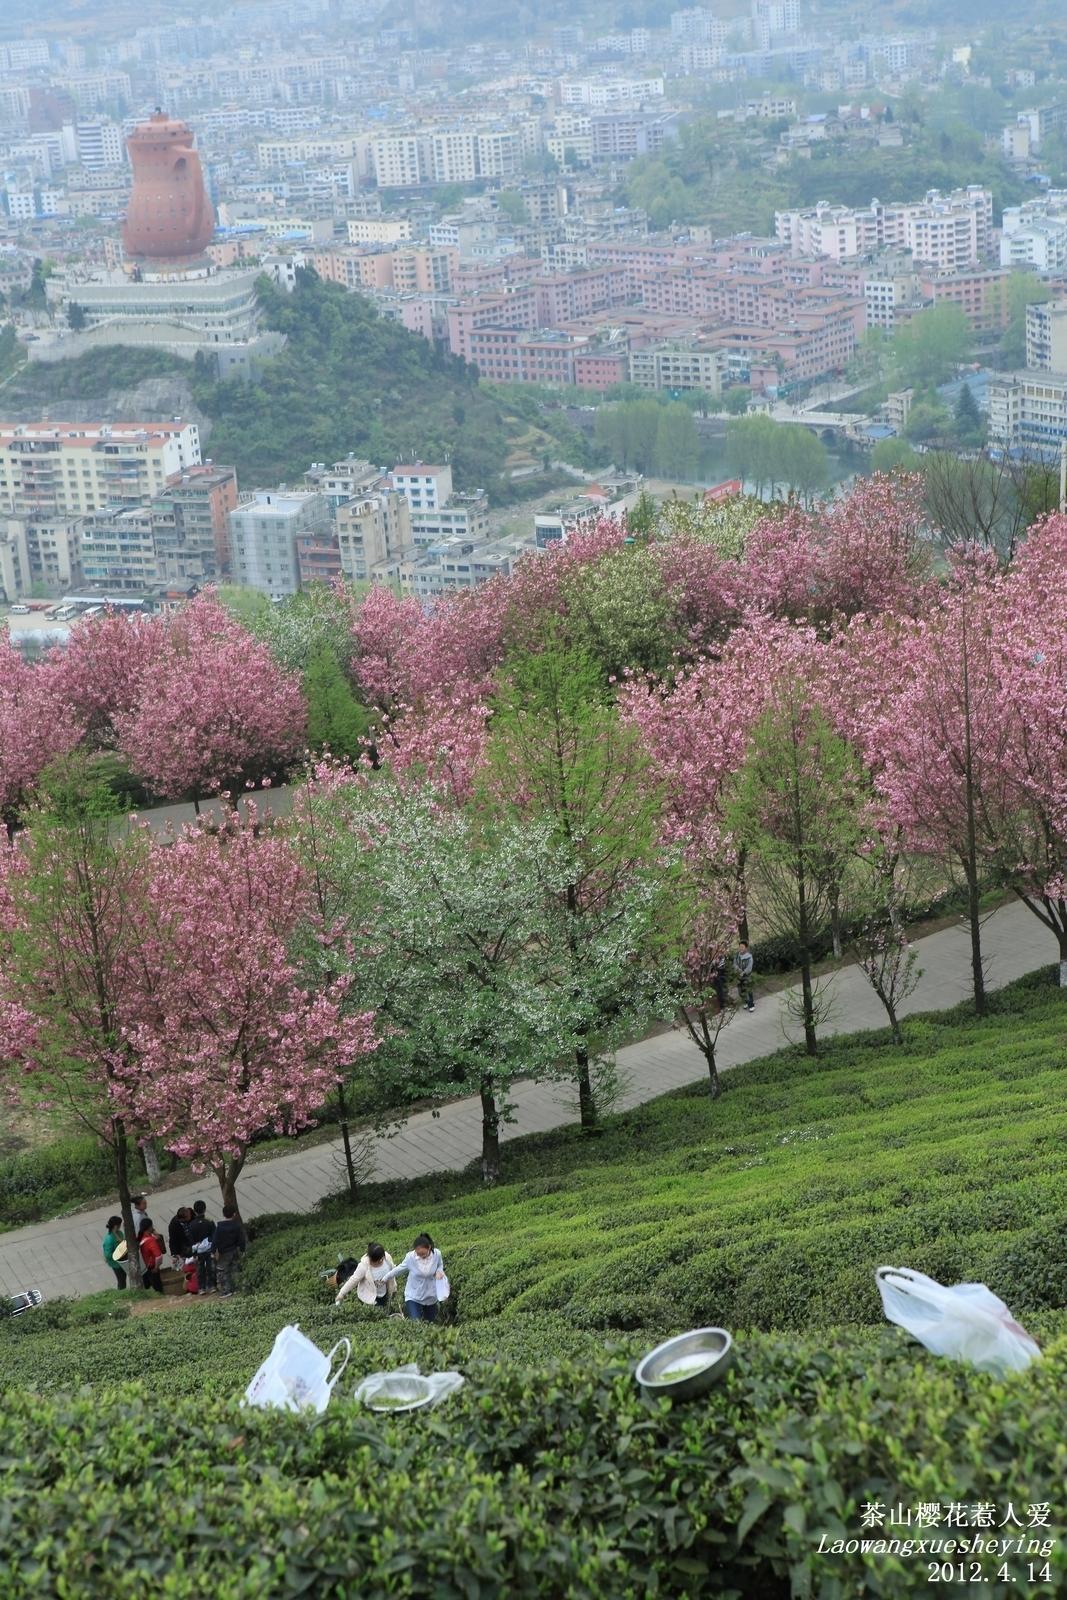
<box><xmin>122</xmin><ymin>112</ymin><xmax>215</xmax><ymax>261</ymax></box>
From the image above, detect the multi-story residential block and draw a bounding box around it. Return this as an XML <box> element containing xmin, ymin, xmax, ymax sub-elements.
<box><xmin>559</xmin><ymin>77</ymin><xmax>665</xmax><ymax>108</ymax></box>
<box><xmin>590</xmin><ymin>110</ymin><xmax>682</xmax><ymax>162</ymax></box>
<box><xmin>227</xmin><ymin>489</ymin><xmax>331</xmax><ymax>597</ymax></box>
<box><xmin>295</xmin><ymin>531</ymin><xmax>343</xmax><ymax>587</ymax></box>
<box><xmin>0</xmin><ymin>422</ymin><xmax>200</xmax><ymax>520</ymax></box>
<box><xmin>1025</xmin><ymin>301</ymin><xmax>1067</xmax><ymax>373</ymax></box>
<box><xmin>775</xmin><ymin>189</ymin><xmax>993</xmax><ymax>269</ymax></box>
<box><xmin>390</xmin><ymin>464</ymin><xmax>455</xmax><ymax>512</ymax></box>
<box><xmin>346</xmin><ymin>217</ymin><xmax>412</xmax><ymax>245</ymax></box>
<box><xmin>336</xmin><ymin>488</ymin><xmax>412</xmax><ymax>582</ymax></box>
<box><xmin>80</xmin><ymin>505</ymin><xmax>159</xmax><ymax>592</ymax></box>
<box><xmin>75</xmin><ymin>119</ymin><xmax>125</xmax><ymax>170</ymax></box>
<box><xmin>988</xmin><ymin>371</ymin><xmax>1067</xmax><ymax>451</ymax></box>
<box><xmin>150</xmin><ymin>464</ymin><xmax>238</xmax><ymax>582</ymax></box>
<box><xmin>370</xmin><ymin>133</ymin><xmax>425</xmax><ymax>189</ymax></box>
<box><xmin>629</xmin><ymin>341</ymin><xmax>725</xmax><ymax>395</ymax></box>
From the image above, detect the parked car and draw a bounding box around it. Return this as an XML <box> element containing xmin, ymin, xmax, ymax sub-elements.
<box><xmin>9</xmin><ymin>604</ymin><xmax>30</xmax><ymax>614</ymax></box>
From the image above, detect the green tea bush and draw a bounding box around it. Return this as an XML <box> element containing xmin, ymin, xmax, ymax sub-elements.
<box><xmin>1</xmin><ymin>975</ymin><xmax>1063</xmax><ymax>1597</ymax></box>
<box><xmin>0</xmin><ymin>1133</ymin><xmax>116</xmax><ymax>1226</ymax></box>
<box><xmin>0</xmin><ymin>1322</ymin><xmax>1063</xmax><ymax>1599</ymax></box>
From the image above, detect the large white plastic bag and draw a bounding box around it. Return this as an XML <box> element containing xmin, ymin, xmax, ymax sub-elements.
<box><xmin>435</xmin><ymin>1272</ymin><xmax>451</xmax><ymax>1303</ymax></box>
<box><xmin>244</xmin><ymin>1324</ymin><xmax>351</xmax><ymax>1413</ymax></box>
<box><xmin>875</xmin><ymin>1267</ymin><xmax>1040</xmax><ymax>1376</ymax></box>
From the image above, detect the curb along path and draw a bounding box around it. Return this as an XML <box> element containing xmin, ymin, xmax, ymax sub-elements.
<box><xmin>0</xmin><ymin>899</ymin><xmax>1055</xmax><ymax>1303</ymax></box>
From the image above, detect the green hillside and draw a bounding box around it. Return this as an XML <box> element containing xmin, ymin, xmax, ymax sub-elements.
<box><xmin>190</xmin><ymin>273</ymin><xmax>554</xmax><ymax>499</ymax></box>
<box><xmin>2</xmin><ymin>973</ymin><xmax>1064</xmax><ymax>1596</ymax></box>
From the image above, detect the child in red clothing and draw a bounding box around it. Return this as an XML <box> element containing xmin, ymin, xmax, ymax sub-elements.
<box><xmin>138</xmin><ymin>1218</ymin><xmax>165</xmax><ymax>1293</ymax></box>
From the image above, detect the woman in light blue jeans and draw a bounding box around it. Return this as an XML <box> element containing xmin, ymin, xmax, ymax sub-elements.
<box><xmin>383</xmin><ymin>1232</ymin><xmax>444</xmax><ymax>1322</ymax></box>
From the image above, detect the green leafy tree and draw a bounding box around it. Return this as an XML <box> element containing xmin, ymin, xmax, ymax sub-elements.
<box><xmin>727</xmin><ymin>689</ymin><xmax>866</xmax><ymax>1056</ymax></box>
<box><xmin>998</xmin><ymin>271</ymin><xmax>1052</xmax><ymax>368</ymax></box>
<box><xmin>952</xmin><ymin>382</ymin><xmax>985</xmax><ymax>448</ymax></box>
<box><xmin>67</xmin><ymin>302</ymin><xmax>87</xmax><ymax>332</ymax></box>
<box><xmin>486</xmin><ymin>643</ymin><xmax>675</xmax><ymax>1128</ymax></box>
<box><xmin>304</xmin><ymin>648</ymin><xmax>371</xmax><ymax>762</ymax></box>
<box><xmin>721</xmin><ymin>387</ymin><xmax>751</xmax><ymax>416</ymax></box>
<box><xmin>295</xmin><ymin>776</ymin><xmax>576</xmax><ymax>1184</ymax></box>
<box><xmin>495</xmin><ymin>191</ymin><xmax>529</xmax><ymax>227</ymax></box>
<box><xmin>870</xmin><ymin>438</ymin><xmax>922</xmax><ymax>474</ymax></box>
<box><xmin>891</xmin><ymin>304</ymin><xmax>971</xmax><ymax>390</ymax></box>
<box><xmin>653</xmin><ymin>402</ymin><xmax>699</xmax><ymax>480</ymax></box>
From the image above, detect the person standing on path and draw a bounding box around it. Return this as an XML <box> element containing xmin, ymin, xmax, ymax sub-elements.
<box><xmin>102</xmin><ymin>1218</ymin><xmax>127</xmax><ymax>1290</ymax></box>
<box><xmin>382</xmin><ymin>1233</ymin><xmax>445</xmax><ymax>1322</ymax></box>
<box><xmin>132</xmin><ymin>1194</ymin><xmax>150</xmax><ymax>1235</ymax></box>
<box><xmin>168</xmin><ymin>1207</ymin><xmax>192</xmax><ymax>1271</ymax></box>
<box><xmin>187</xmin><ymin>1200</ymin><xmax>217</xmax><ymax>1294</ymax></box>
<box><xmin>734</xmin><ymin>942</ymin><xmax>755</xmax><ymax>1012</ymax></box>
<box><xmin>138</xmin><ymin>1218</ymin><xmax>165</xmax><ymax>1293</ymax></box>
<box><xmin>213</xmin><ymin>1205</ymin><xmax>247</xmax><ymax>1298</ymax></box>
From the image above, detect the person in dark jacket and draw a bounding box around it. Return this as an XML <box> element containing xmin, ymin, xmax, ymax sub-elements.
<box><xmin>167</xmin><ymin>1207</ymin><xmax>192</xmax><ymax>1269</ymax></box>
<box><xmin>187</xmin><ymin>1200</ymin><xmax>217</xmax><ymax>1294</ymax></box>
<box><xmin>213</xmin><ymin>1205</ymin><xmax>247</xmax><ymax>1298</ymax></box>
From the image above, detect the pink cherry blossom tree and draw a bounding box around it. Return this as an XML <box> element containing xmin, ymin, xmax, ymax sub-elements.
<box><xmin>863</xmin><ymin>569</ymin><xmax>1014</xmax><ymax>1016</ymax></box>
<box><xmin>115</xmin><ymin>593</ymin><xmax>307</xmax><ymax>804</ymax></box>
<box><xmin>128</xmin><ymin>811</ymin><xmax>375</xmax><ymax>1211</ymax></box>
<box><xmin>0</xmin><ymin>631</ymin><xmax>81</xmax><ymax>832</ymax></box>
<box><xmin>992</xmin><ymin>514</ymin><xmax>1067</xmax><ymax>984</ymax></box>
<box><xmin>49</xmin><ymin>608</ymin><xmax>166</xmax><ymax>749</ymax></box>
<box><xmin>0</xmin><ymin>757</ymin><xmax>154</xmax><ymax>1281</ymax></box>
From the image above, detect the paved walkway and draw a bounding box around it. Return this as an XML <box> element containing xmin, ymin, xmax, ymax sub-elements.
<box><xmin>0</xmin><ymin>898</ymin><xmax>1055</xmax><ymax>1303</ymax></box>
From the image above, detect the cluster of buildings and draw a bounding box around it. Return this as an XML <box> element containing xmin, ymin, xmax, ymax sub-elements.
<box><xmin>0</xmin><ymin>419</ymin><xmax>629</xmax><ymax>609</ymax></box>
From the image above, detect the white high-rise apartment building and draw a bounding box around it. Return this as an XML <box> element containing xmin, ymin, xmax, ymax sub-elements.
<box><xmin>76</xmin><ymin>120</ymin><xmax>125</xmax><ymax>170</ymax></box>
<box><xmin>670</xmin><ymin>8</ymin><xmax>716</xmax><ymax>42</ymax></box>
<box><xmin>775</xmin><ymin>189</ymin><xmax>992</xmax><ymax>269</ymax></box>
<box><xmin>429</xmin><ymin>130</ymin><xmax>478</xmax><ymax>184</ymax></box>
<box><xmin>0</xmin><ymin>422</ymin><xmax>201</xmax><ymax>519</ymax></box>
<box><xmin>370</xmin><ymin>133</ymin><xmax>426</xmax><ymax>189</ymax></box>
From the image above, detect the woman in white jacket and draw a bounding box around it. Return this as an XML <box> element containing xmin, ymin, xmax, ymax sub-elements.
<box><xmin>382</xmin><ymin>1231</ymin><xmax>445</xmax><ymax>1322</ymax></box>
<box><xmin>334</xmin><ymin>1243</ymin><xmax>397</xmax><ymax>1311</ymax></box>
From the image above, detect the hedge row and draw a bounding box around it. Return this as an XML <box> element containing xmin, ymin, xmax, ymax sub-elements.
<box><xmin>1</xmin><ymin>1321</ymin><xmax>1064</xmax><ymax>1599</ymax></box>
<box><xmin>0</xmin><ymin>1133</ymin><xmax>116</xmax><ymax>1228</ymax></box>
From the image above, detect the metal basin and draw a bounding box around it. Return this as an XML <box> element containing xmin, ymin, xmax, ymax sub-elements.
<box><xmin>359</xmin><ymin>1373</ymin><xmax>436</xmax><ymax>1413</ymax></box>
<box><xmin>635</xmin><ymin>1327</ymin><xmax>734</xmax><ymax>1402</ymax></box>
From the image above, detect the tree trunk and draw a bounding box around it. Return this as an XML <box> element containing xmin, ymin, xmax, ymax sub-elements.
<box><xmin>141</xmin><ymin>1140</ymin><xmax>161</xmax><ymax>1184</ymax></box>
<box><xmin>796</xmin><ymin>860</ymin><xmax>818</xmax><ymax>1057</ymax></box>
<box><xmin>217</xmin><ymin>1154</ymin><xmax>245</xmax><ymax>1215</ymax></box>
<box><xmin>886</xmin><ymin>996</ymin><xmax>903</xmax><ymax>1046</ymax></box>
<box><xmin>706</xmin><ymin>1052</ymin><xmax>721</xmax><ymax>1099</ymax></box>
<box><xmin>335</xmin><ymin>1080</ymin><xmax>359</xmax><ymax>1202</ymax></box>
<box><xmin>575</xmin><ymin>1040</ymin><xmax>597</xmax><ymax>1130</ymax></box>
<box><xmin>960</xmin><ymin>611</ymin><xmax>986</xmax><ymax>1016</ymax></box>
<box><xmin>830</xmin><ymin>882</ymin><xmax>842</xmax><ymax>961</ymax></box>
<box><xmin>965</xmin><ymin>859</ymin><xmax>986</xmax><ymax>1017</ymax></box>
<box><xmin>112</xmin><ymin>1115</ymin><xmax>142</xmax><ymax>1289</ymax></box>
<box><xmin>479</xmin><ymin>1075</ymin><xmax>501</xmax><ymax>1185</ymax></box>
<box><xmin>735</xmin><ymin>848</ymin><xmax>750</xmax><ymax>947</ymax></box>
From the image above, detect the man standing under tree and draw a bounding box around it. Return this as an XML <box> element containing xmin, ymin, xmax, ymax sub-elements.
<box><xmin>734</xmin><ymin>942</ymin><xmax>755</xmax><ymax>1012</ymax></box>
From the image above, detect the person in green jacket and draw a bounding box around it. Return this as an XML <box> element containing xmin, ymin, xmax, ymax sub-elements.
<box><xmin>102</xmin><ymin>1217</ymin><xmax>127</xmax><ymax>1290</ymax></box>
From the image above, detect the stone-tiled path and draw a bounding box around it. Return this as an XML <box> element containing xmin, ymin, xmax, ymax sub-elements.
<box><xmin>0</xmin><ymin>898</ymin><xmax>1055</xmax><ymax>1302</ymax></box>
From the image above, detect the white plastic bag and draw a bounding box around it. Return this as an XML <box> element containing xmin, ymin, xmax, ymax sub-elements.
<box><xmin>244</xmin><ymin>1324</ymin><xmax>351</xmax><ymax>1413</ymax></box>
<box><xmin>435</xmin><ymin>1272</ymin><xmax>451</xmax><ymax>1303</ymax></box>
<box><xmin>875</xmin><ymin>1267</ymin><xmax>1040</xmax><ymax>1376</ymax></box>
<box><xmin>353</xmin><ymin>1362</ymin><xmax>465</xmax><ymax>1410</ymax></box>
